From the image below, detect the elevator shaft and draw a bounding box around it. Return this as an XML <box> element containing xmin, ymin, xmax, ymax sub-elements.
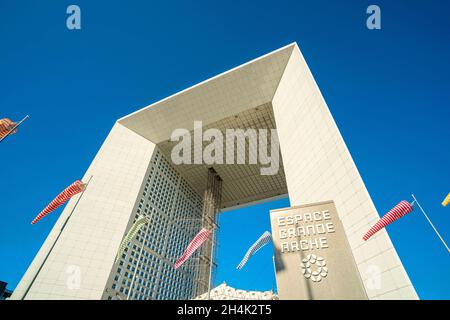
<box><xmin>194</xmin><ymin>168</ymin><xmax>222</xmax><ymax>297</ymax></box>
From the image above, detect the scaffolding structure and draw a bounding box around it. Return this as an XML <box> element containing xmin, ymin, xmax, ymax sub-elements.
<box><xmin>193</xmin><ymin>168</ymin><xmax>222</xmax><ymax>298</ymax></box>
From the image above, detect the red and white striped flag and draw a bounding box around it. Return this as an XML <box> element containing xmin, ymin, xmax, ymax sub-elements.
<box><xmin>0</xmin><ymin>118</ymin><xmax>17</xmax><ymax>139</ymax></box>
<box><xmin>174</xmin><ymin>228</ymin><xmax>210</xmax><ymax>269</ymax></box>
<box><xmin>363</xmin><ymin>200</ymin><xmax>414</xmax><ymax>241</ymax></box>
<box><xmin>31</xmin><ymin>180</ymin><xmax>86</xmax><ymax>225</ymax></box>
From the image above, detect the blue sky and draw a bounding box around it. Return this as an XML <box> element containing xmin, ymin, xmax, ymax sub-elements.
<box><xmin>0</xmin><ymin>0</ymin><xmax>449</xmax><ymax>299</ymax></box>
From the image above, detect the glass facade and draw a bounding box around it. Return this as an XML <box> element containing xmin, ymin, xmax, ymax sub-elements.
<box><xmin>102</xmin><ymin>149</ymin><xmax>203</xmax><ymax>300</ymax></box>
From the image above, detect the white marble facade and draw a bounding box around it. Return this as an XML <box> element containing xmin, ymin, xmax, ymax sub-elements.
<box><xmin>12</xmin><ymin>43</ymin><xmax>417</xmax><ymax>300</ymax></box>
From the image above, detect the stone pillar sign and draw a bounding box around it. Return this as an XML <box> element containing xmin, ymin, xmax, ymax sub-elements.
<box><xmin>270</xmin><ymin>201</ymin><xmax>367</xmax><ymax>300</ymax></box>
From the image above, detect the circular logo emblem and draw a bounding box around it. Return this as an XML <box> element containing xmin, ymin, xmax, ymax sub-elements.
<box><xmin>300</xmin><ymin>254</ymin><xmax>328</xmax><ymax>282</ymax></box>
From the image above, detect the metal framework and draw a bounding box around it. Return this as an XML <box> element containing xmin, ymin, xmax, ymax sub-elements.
<box><xmin>194</xmin><ymin>168</ymin><xmax>222</xmax><ymax>298</ymax></box>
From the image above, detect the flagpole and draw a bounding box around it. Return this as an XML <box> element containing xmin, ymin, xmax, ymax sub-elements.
<box><xmin>207</xmin><ymin>225</ymin><xmax>216</xmax><ymax>300</ymax></box>
<box><xmin>411</xmin><ymin>194</ymin><xmax>450</xmax><ymax>253</ymax></box>
<box><xmin>0</xmin><ymin>115</ymin><xmax>30</xmax><ymax>143</ymax></box>
<box><xmin>173</xmin><ymin>219</ymin><xmax>218</xmax><ymax>299</ymax></box>
<box><xmin>20</xmin><ymin>175</ymin><xmax>93</xmax><ymax>300</ymax></box>
<box><xmin>127</xmin><ymin>218</ymin><xmax>151</xmax><ymax>300</ymax></box>
<box><xmin>272</xmin><ymin>256</ymin><xmax>276</xmax><ymax>295</ymax></box>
